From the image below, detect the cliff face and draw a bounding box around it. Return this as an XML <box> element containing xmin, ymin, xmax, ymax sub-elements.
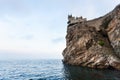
<box><xmin>62</xmin><ymin>5</ymin><xmax>120</xmax><ymax>70</ymax></box>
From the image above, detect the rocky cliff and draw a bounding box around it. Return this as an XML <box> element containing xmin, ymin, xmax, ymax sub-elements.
<box><xmin>62</xmin><ymin>5</ymin><xmax>120</xmax><ymax>70</ymax></box>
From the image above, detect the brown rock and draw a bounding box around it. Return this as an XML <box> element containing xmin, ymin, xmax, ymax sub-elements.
<box><xmin>62</xmin><ymin>4</ymin><xmax>120</xmax><ymax>70</ymax></box>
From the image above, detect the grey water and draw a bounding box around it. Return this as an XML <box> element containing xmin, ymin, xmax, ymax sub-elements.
<box><xmin>0</xmin><ymin>59</ymin><xmax>120</xmax><ymax>80</ymax></box>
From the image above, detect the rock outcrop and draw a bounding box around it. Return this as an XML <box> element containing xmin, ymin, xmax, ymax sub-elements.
<box><xmin>62</xmin><ymin>4</ymin><xmax>120</xmax><ymax>70</ymax></box>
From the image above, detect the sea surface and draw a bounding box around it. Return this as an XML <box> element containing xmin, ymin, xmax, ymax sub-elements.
<box><xmin>0</xmin><ymin>59</ymin><xmax>120</xmax><ymax>80</ymax></box>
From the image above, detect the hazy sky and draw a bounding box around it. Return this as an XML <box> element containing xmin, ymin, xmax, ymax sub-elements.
<box><xmin>0</xmin><ymin>0</ymin><xmax>119</xmax><ymax>60</ymax></box>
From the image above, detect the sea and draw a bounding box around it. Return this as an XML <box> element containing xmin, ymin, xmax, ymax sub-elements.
<box><xmin>0</xmin><ymin>59</ymin><xmax>120</xmax><ymax>80</ymax></box>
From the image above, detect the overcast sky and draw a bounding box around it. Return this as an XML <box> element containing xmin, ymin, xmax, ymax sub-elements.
<box><xmin>0</xmin><ymin>0</ymin><xmax>119</xmax><ymax>60</ymax></box>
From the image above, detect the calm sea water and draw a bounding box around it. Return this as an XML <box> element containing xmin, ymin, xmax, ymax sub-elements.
<box><xmin>0</xmin><ymin>59</ymin><xmax>120</xmax><ymax>80</ymax></box>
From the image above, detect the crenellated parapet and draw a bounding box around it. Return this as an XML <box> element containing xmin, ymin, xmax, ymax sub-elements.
<box><xmin>68</xmin><ymin>15</ymin><xmax>87</xmax><ymax>25</ymax></box>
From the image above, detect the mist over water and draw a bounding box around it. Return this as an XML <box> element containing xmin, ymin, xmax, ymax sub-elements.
<box><xmin>0</xmin><ymin>59</ymin><xmax>119</xmax><ymax>80</ymax></box>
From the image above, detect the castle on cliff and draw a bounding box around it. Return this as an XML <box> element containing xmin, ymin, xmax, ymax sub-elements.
<box><xmin>68</xmin><ymin>15</ymin><xmax>87</xmax><ymax>24</ymax></box>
